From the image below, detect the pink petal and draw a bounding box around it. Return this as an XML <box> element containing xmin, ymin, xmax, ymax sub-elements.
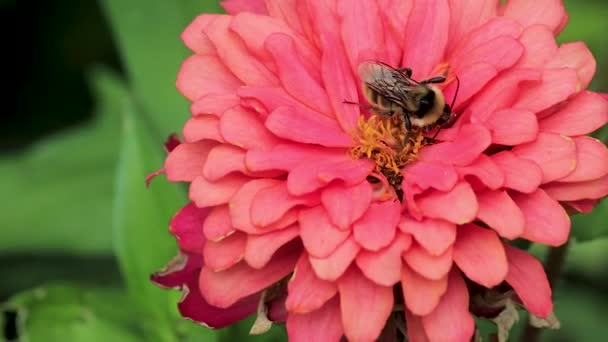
<box><xmin>183</xmin><ymin>116</ymin><xmax>224</xmax><ymax>143</ymax></box>
<box><xmin>237</xmin><ymin>86</ymin><xmax>306</xmax><ymax>117</ymax></box>
<box><xmin>446</xmin><ymin>0</ymin><xmax>499</xmax><ymax>53</ymax></box>
<box><xmin>419</xmin><ymin>125</ymin><xmax>491</xmax><ymax>167</ymax></box>
<box><xmin>405</xmin><ymin>309</ymin><xmax>430</xmax><ymax>342</ymax></box>
<box><xmin>203</xmin><ymin>205</ymin><xmax>235</xmax><ymax>242</ymax></box>
<box><xmin>338</xmin><ymin>0</ymin><xmax>386</xmax><ymax>69</ymax></box>
<box><xmin>547</xmin><ymin>42</ymin><xmax>596</xmax><ymax>89</ymax></box>
<box><xmin>228</xmin><ymin>179</ymin><xmax>281</xmax><ymax>233</ymax></box>
<box><xmin>504</xmin><ymin>245</ymin><xmax>553</xmax><ymax>317</ymax></box>
<box><xmin>451</xmin><ymin>36</ymin><xmax>523</xmax><ymax>74</ymax></box>
<box><xmin>453</xmin><ymin>224</ymin><xmax>508</xmax><ymax>287</ymax></box>
<box><xmin>251</xmin><ymin>182</ymin><xmax>319</xmax><ymax>227</ymax></box>
<box><xmin>203</xmin><ymin>232</ymin><xmax>247</xmax><ymax>271</ymax></box>
<box><xmin>339</xmin><ymin>267</ymin><xmax>394</xmax><ymax>342</ymax></box>
<box><xmin>481</xmin><ymin>109</ymin><xmax>539</xmax><ymax>145</ymax></box>
<box><xmin>199</xmin><ymin>245</ymin><xmax>299</xmax><ymax>308</ymax></box>
<box><xmin>401</xmin><ymin>264</ymin><xmax>448</xmax><ymax>316</ymax></box>
<box><xmin>265</xmin><ymin>33</ymin><xmax>331</xmax><ymax>114</ymax></box>
<box><xmin>266</xmin><ymin>106</ymin><xmax>352</xmax><ymax>147</ymax></box>
<box><xmin>515</xmin><ymin>25</ymin><xmax>558</xmax><ymax>68</ymax></box>
<box><xmin>418</xmin><ymin>182</ymin><xmax>478</xmax><ymax>224</ymax></box>
<box><xmin>565</xmin><ymin>199</ymin><xmax>599</xmax><ymax>214</ymax></box>
<box><xmin>202</xmin><ymin>145</ymin><xmax>247</xmax><ymax>181</ymax></box>
<box><xmin>246</xmin><ymin>143</ymin><xmax>338</xmax><ymax>172</ymax></box>
<box><xmin>491</xmin><ymin>151</ymin><xmax>543</xmax><ymax>193</ymax></box>
<box><xmin>403</xmin><ymin>244</ymin><xmax>453</xmax><ymax>280</ymax></box>
<box><xmin>511</xmin><ymin>189</ymin><xmax>571</xmax><ymax>246</ymax></box>
<box><xmin>190</xmin><ymin>94</ymin><xmax>239</xmax><ymax>117</ymax></box>
<box><xmin>309</xmin><ymin>237</ymin><xmax>361</xmax><ymax>281</ymax></box>
<box><xmin>286</xmin><ymin>254</ymin><xmax>338</xmax><ymax>314</ymax></box>
<box><xmin>299</xmin><ymin>206</ymin><xmax>350</xmax><ymax>258</ymax></box>
<box><xmin>455</xmin><ymin>154</ymin><xmax>505</xmax><ymax>191</ymax></box>
<box><xmin>543</xmin><ymin>174</ymin><xmax>608</xmax><ymax>201</ymax></box>
<box><xmin>513</xmin><ymin>132</ymin><xmax>577</xmax><ymax>183</ymax></box>
<box><xmin>189</xmin><ymin>174</ymin><xmax>249</xmax><ymax>207</ymax></box>
<box><xmin>264</xmin><ymin>0</ymin><xmax>304</xmax><ymax>35</ymax></box>
<box><xmin>176</xmin><ymin>55</ymin><xmax>241</xmax><ymax>101</ymax></box>
<box><xmin>512</xmin><ymin>68</ymin><xmax>579</xmax><ymax>114</ymax></box>
<box><xmin>244</xmin><ymin>224</ymin><xmax>299</xmax><ymax>269</ymax></box>
<box><xmin>220</xmin><ymin>106</ymin><xmax>281</xmax><ymax>151</ymax></box>
<box><xmin>422</xmin><ymin>269</ymin><xmax>475</xmax><ymax>342</ymax></box>
<box><xmin>399</xmin><ymin>217</ymin><xmax>456</xmax><ymax>256</ymax></box>
<box><xmin>442</xmin><ymin>62</ymin><xmax>498</xmax><ymax>110</ymax></box>
<box><xmin>476</xmin><ymin>190</ymin><xmax>525</xmax><ymax>239</ymax></box>
<box><xmin>321</xmin><ymin>181</ymin><xmax>372</xmax><ymax>230</ymax></box>
<box><xmin>288</xmin><ymin>157</ymin><xmax>374</xmax><ymax>196</ymax></box>
<box><xmin>181</xmin><ymin>15</ymin><xmax>216</xmax><ymax>55</ymax></box>
<box><xmin>539</xmin><ymin>91</ymin><xmax>608</xmax><ymax>136</ymax></box>
<box><xmin>353</xmin><ymin>201</ymin><xmax>401</xmax><ymax>251</ymax></box>
<box><xmin>221</xmin><ymin>0</ymin><xmax>268</xmax><ymax>15</ymax></box>
<box><xmin>401</xmin><ymin>0</ymin><xmax>450</xmax><ymax>78</ymax></box>
<box><xmin>402</xmin><ymin>161</ymin><xmax>458</xmax><ymax>192</ymax></box>
<box><xmin>165</xmin><ymin>141</ymin><xmax>215</xmax><ymax>182</ymax></box>
<box><xmin>287</xmin><ymin>297</ymin><xmax>344</xmax><ymax>342</ymax></box>
<box><xmin>170</xmin><ymin>203</ymin><xmax>208</xmax><ymax>253</ymax></box>
<box><xmin>502</xmin><ymin>0</ymin><xmax>566</xmax><ymax>32</ymax></box>
<box><xmin>356</xmin><ymin>233</ymin><xmax>412</xmax><ymax>286</ymax></box>
<box><xmin>559</xmin><ymin>136</ymin><xmax>608</xmax><ymax>183</ymax></box>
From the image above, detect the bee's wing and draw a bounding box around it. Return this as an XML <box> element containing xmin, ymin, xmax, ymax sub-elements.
<box><xmin>358</xmin><ymin>61</ymin><xmax>416</xmax><ymax>102</ymax></box>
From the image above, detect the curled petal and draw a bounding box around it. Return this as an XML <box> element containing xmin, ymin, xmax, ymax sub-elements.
<box><xmin>539</xmin><ymin>91</ymin><xmax>608</xmax><ymax>136</ymax></box>
<box><xmin>543</xmin><ymin>174</ymin><xmax>608</xmax><ymax>201</ymax></box>
<box><xmin>177</xmin><ymin>55</ymin><xmax>241</xmax><ymax>101</ymax></box>
<box><xmin>482</xmin><ymin>109</ymin><xmax>539</xmax><ymax>145</ymax></box>
<box><xmin>309</xmin><ymin>237</ymin><xmax>360</xmax><ymax>281</ymax></box>
<box><xmin>402</xmin><ymin>161</ymin><xmax>458</xmax><ymax>192</ymax></box>
<box><xmin>559</xmin><ymin>136</ymin><xmax>608</xmax><ymax>183</ymax></box>
<box><xmin>353</xmin><ymin>201</ymin><xmax>402</xmax><ymax>251</ymax></box>
<box><xmin>513</xmin><ymin>132</ymin><xmax>577</xmax><ymax>183</ymax></box>
<box><xmin>190</xmin><ymin>94</ymin><xmax>239</xmax><ymax>117</ymax></box>
<box><xmin>286</xmin><ymin>254</ymin><xmax>338</xmax><ymax>314</ymax></box>
<box><xmin>181</xmin><ymin>15</ymin><xmax>216</xmax><ymax>55</ymax></box>
<box><xmin>476</xmin><ymin>190</ymin><xmax>525</xmax><ymax>239</ymax></box>
<box><xmin>221</xmin><ymin>0</ymin><xmax>268</xmax><ymax>15</ymax></box>
<box><xmin>220</xmin><ymin>107</ymin><xmax>281</xmax><ymax>151</ymax></box>
<box><xmin>546</xmin><ymin>42</ymin><xmax>596</xmax><ymax>89</ymax></box>
<box><xmin>418</xmin><ymin>182</ymin><xmax>479</xmax><ymax>225</ymax></box>
<box><xmin>401</xmin><ymin>264</ymin><xmax>448</xmax><ymax>316</ymax></box>
<box><xmin>203</xmin><ymin>145</ymin><xmax>247</xmax><ymax>181</ymax></box>
<box><xmin>251</xmin><ymin>182</ymin><xmax>319</xmax><ymax>227</ymax></box>
<box><xmin>502</xmin><ymin>0</ymin><xmax>566</xmax><ymax>33</ymax></box>
<box><xmin>455</xmin><ymin>154</ymin><xmax>504</xmax><ymax>191</ymax></box>
<box><xmin>512</xmin><ymin>68</ymin><xmax>579</xmax><ymax>114</ymax></box>
<box><xmin>299</xmin><ymin>206</ymin><xmax>351</xmax><ymax>258</ymax></box>
<box><xmin>165</xmin><ymin>141</ymin><xmax>215</xmax><ymax>182</ymax></box>
<box><xmin>491</xmin><ymin>151</ymin><xmax>542</xmax><ymax>193</ymax></box>
<box><xmin>515</xmin><ymin>25</ymin><xmax>558</xmax><ymax>68</ymax></box>
<box><xmin>356</xmin><ymin>233</ymin><xmax>412</xmax><ymax>286</ymax></box>
<box><xmin>203</xmin><ymin>232</ymin><xmax>247</xmax><ymax>271</ymax></box>
<box><xmin>403</xmin><ymin>244</ymin><xmax>453</xmax><ymax>281</ymax></box>
<box><xmin>229</xmin><ymin>179</ymin><xmax>281</xmax><ymax>233</ymax></box>
<box><xmin>244</xmin><ymin>224</ymin><xmax>299</xmax><ymax>269</ymax></box>
<box><xmin>203</xmin><ymin>205</ymin><xmax>235</xmax><ymax>242</ymax></box>
<box><xmin>322</xmin><ymin>181</ymin><xmax>372</xmax><ymax>230</ymax></box>
<box><xmin>183</xmin><ymin>116</ymin><xmax>224</xmax><ymax>143</ymax></box>
<box><xmin>189</xmin><ymin>174</ymin><xmax>249</xmax><ymax>207</ymax></box>
<box><xmin>419</xmin><ymin>125</ymin><xmax>492</xmax><ymax>167</ymax></box>
<box><xmin>399</xmin><ymin>217</ymin><xmax>456</xmax><ymax>256</ymax></box>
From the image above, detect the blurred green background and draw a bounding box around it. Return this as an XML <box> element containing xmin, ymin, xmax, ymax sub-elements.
<box><xmin>0</xmin><ymin>0</ymin><xmax>606</xmax><ymax>341</ymax></box>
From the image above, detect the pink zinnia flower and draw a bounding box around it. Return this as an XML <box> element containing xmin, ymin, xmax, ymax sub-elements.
<box><xmin>152</xmin><ymin>0</ymin><xmax>608</xmax><ymax>341</ymax></box>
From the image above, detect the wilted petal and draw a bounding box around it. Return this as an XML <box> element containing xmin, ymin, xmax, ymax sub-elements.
<box><xmin>339</xmin><ymin>267</ymin><xmax>394</xmax><ymax>342</ymax></box>
<box><xmin>309</xmin><ymin>237</ymin><xmax>360</xmax><ymax>281</ymax></box>
<box><xmin>399</xmin><ymin>217</ymin><xmax>456</xmax><ymax>256</ymax></box>
<box><xmin>244</xmin><ymin>224</ymin><xmax>299</xmax><ymax>269</ymax></box>
<box><xmin>418</xmin><ymin>182</ymin><xmax>478</xmax><ymax>224</ymax></box>
<box><xmin>403</xmin><ymin>244</ymin><xmax>453</xmax><ymax>280</ymax></box>
<box><xmin>559</xmin><ymin>136</ymin><xmax>608</xmax><ymax>183</ymax></box>
<box><xmin>287</xmin><ymin>297</ymin><xmax>343</xmax><ymax>342</ymax></box>
<box><xmin>177</xmin><ymin>55</ymin><xmax>241</xmax><ymax>101</ymax></box>
<box><xmin>504</xmin><ymin>245</ymin><xmax>553</xmax><ymax>317</ymax></box>
<box><xmin>511</xmin><ymin>189</ymin><xmax>570</xmax><ymax>246</ymax></box>
<box><xmin>543</xmin><ymin>174</ymin><xmax>608</xmax><ymax>201</ymax></box>
<box><xmin>401</xmin><ymin>264</ymin><xmax>448</xmax><ymax>316</ymax></box>
<box><xmin>539</xmin><ymin>91</ymin><xmax>608</xmax><ymax>136</ymax></box>
<box><xmin>356</xmin><ymin>233</ymin><xmax>412</xmax><ymax>286</ymax></box>
<box><xmin>491</xmin><ymin>151</ymin><xmax>543</xmax><ymax>193</ymax></box>
<box><xmin>513</xmin><ymin>132</ymin><xmax>577</xmax><ymax>183</ymax></box>
<box><xmin>353</xmin><ymin>201</ymin><xmax>402</xmax><ymax>251</ymax></box>
<box><xmin>476</xmin><ymin>190</ymin><xmax>525</xmax><ymax>239</ymax></box>
<box><xmin>170</xmin><ymin>203</ymin><xmax>208</xmax><ymax>253</ymax></box>
<box><xmin>322</xmin><ymin>181</ymin><xmax>372</xmax><ymax>230</ymax></box>
<box><xmin>453</xmin><ymin>224</ymin><xmax>508</xmax><ymax>287</ymax></box>
<box><xmin>299</xmin><ymin>206</ymin><xmax>351</xmax><ymax>258</ymax></box>
<box><xmin>286</xmin><ymin>254</ymin><xmax>338</xmax><ymax>314</ymax></box>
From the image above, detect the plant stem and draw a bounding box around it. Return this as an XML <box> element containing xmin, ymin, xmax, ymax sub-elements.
<box><xmin>520</xmin><ymin>239</ymin><xmax>571</xmax><ymax>342</ymax></box>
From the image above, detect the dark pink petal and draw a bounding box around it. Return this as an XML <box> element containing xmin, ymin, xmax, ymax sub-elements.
<box><xmin>403</xmin><ymin>244</ymin><xmax>453</xmax><ymax>280</ymax></box>
<box><xmin>170</xmin><ymin>203</ymin><xmax>208</xmax><ymax>253</ymax></box>
<box><xmin>189</xmin><ymin>174</ymin><xmax>249</xmax><ymax>207</ymax></box>
<box><xmin>401</xmin><ymin>264</ymin><xmax>448</xmax><ymax>316</ymax></box>
<box><xmin>229</xmin><ymin>179</ymin><xmax>281</xmax><ymax>233</ymax></box>
<box><xmin>183</xmin><ymin>116</ymin><xmax>224</xmax><ymax>143</ymax></box>
<box><xmin>220</xmin><ymin>106</ymin><xmax>281</xmax><ymax>151</ymax></box>
<box><xmin>419</xmin><ymin>125</ymin><xmax>491</xmax><ymax>167</ymax></box>
<box><xmin>190</xmin><ymin>94</ymin><xmax>239</xmax><ymax>117</ymax></box>
<box><xmin>418</xmin><ymin>183</ymin><xmax>478</xmax><ymax>224</ymax></box>
<box><xmin>565</xmin><ymin>199</ymin><xmax>599</xmax><ymax>214</ymax></box>
<box><xmin>165</xmin><ymin>141</ymin><xmax>215</xmax><ymax>182</ymax></box>
<box><xmin>221</xmin><ymin>0</ymin><xmax>267</xmax><ymax>15</ymax></box>
<box><xmin>401</xmin><ymin>0</ymin><xmax>450</xmax><ymax>78</ymax></box>
<box><xmin>176</xmin><ymin>55</ymin><xmax>241</xmax><ymax>101</ymax></box>
<box><xmin>504</xmin><ymin>245</ymin><xmax>553</xmax><ymax>317</ymax></box>
<box><xmin>476</xmin><ymin>190</ymin><xmax>525</xmax><ymax>239</ymax></box>
<box><xmin>491</xmin><ymin>151</ymin><xmax>543</xmax><ymax>193</ymax></box>
<box><xmin>455</xmin><ymin>154</ymin><xmax>505</xmax><ymax>191</ymax></box>
<box><xmin>539</xmin><ymin>91</ymin><xmax>608</xmax><ymax>136</ymax></box>
<box><xmin>512</xmin><ymin>68</ymin><xmax>579</xmax><ymax>114</ymax></box>
<box><xmin>181</xmin><ymin>15</ymin><xmax>216</xmax><ymax>55</ymax></box>
<box><xmin>502</xmin><ymin>0</ymin><xmax>566</xmax><ymax>32</ymax></box>
<box><xmin>244</xmin><ymin>224</ymin><xmax>299</xmax><ymax>269</ymax></box>
<box><xmin>265</xmin><ymin>33</ymin><xmax>331</xmax><ymax>114</ymax></box>
<box><xmin>511</xmin><ymin>189</ymin><xmax>571</xmax><ymax>246</ymax></box>
<box><xmin>286</xmin><ymin>254</ymin><xmax>338</xmax><ymax>314</ymax></box>
<box><xmin>163</xmin><ymin>134</ymin><xmax>181</xmax><ymax>152</ymax></box>
<box><xmin>399</xmin><ymin>217</ymin><xmax>456</xmax><ymax>256</ymax></box>
<box><xmin>339</xmin><ymin>267</ymin><xmax>394</xmax><ymax>342</ymax></box>
<box><xmin>266</xmin><ymin>106</ymin><xmax>352</xmax><ymax>147</ymax></box>
<box><xmin>560</xmin><ymin>137</ymin><xmax>608</xmax><ymax>183</ymax></box>
<box><xmin>356</xmin><ymin>233</ymin><xmax>412</xmax><ymax>286</ymax></box>
<box><xmin>453</xmin><ymin>224</ymin><xmax>508</xmax><ymax>287</ymax></box>
<box><xmin>199</xmin><ymin>245</ymin><xmax>299</xmax><ymax>308</ymax></box>
<box><xmin>482</xmin><ymin>109</ymin><xmax>539</xmax><ymax>145</ymax></box>
<box><xmin>338</xmin><ymin>0</ymin><xmax>386</xmax><ymax>69</ymax></box>
<box><xmin>513</xmin><ymin>132</ymin><xmax>577</xmax><ymax>183</ymax></box>
<box><xmin>546</xmin><ymin>42</ymin><xmax>596</xmax><ymax>89</ymax></box>
<box><xmin>402</xmin><ymin>161</ymin><xmax>458</xmax><ymax>192</ymax></box>
<box><xmin>446</xmin><ymin>0</ymin><xmax>499</xmax><ymax>53</ymax></box>
<box><xmin>422</xmin><ymin>270</ymin><xmax>475</xmax><ymax>342</ymax></box>
<box><xmin>203</xmin><ymin>232</ymin><xmax>247</xmax><ymax>271</ymax></box>
<box><xmin>203</xmin><ymin>205</ymin><xmax>235</xmax><ymax>242</ymax></box>
<box><xmin>353</xmin><ymin>201</ymin><xmax>401</xmax><ymax>251</ymax></box>
<box><xmin>287</xmin><ymin>297</ymin><xmax>344</xmax><ymax>342</ymax></box>
<box><xmin>405</xmin><ymin>309</ymin><xmax>431</xmax><ymax>342</ymax></box>
<box><xmin>309</xmin><ymin>237</ymin><xmax>361</xmax><ymax>281</ymax></box>
<box><xmin>203</xmin><ymin>145</ymin><xmax>247</xmax><ymax>181</ymax></box>
<box><xmin>543</xmin><ymin>174</ymin><xmax>608</xmax><ymax>201</ymax></box>
<box><xmin>299</xmin><ymin>206</ymin><xmax>350</xmax><ymax>258</ymax></box>
<box><xmin>322</xmin><ymin>181</ymin><xmax>372</xmax><ymax>230</ymax></box>
<box><xmin>251</xmin><ymin>182</ymin><xmax>319</xmax><ymax>227</ymax></box>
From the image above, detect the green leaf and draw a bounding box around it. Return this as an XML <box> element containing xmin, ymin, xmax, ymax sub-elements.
<box><xmin>0</xmin><ymin>67</ymin><xmax>125</xmax><ymax>255</ymax></box>
<box><xmin>571</xmin><ymin>199</ymin><xmax>608</xmax><ymax>242</ymax></box>
<box><xmin>100</xmin><ymin>0</ymin><xmax>224</xmax><ymax>134</ymax></box>
<box><xmin>2</xmin><ymin>284</ymin><xmax>143</xmax><ymax>341</ymax></box>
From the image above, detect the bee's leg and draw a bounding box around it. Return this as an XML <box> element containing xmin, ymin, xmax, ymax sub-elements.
<box><xmin>396</xmin><ymin>67</ymin><xmax>413</xmax><ymax>78</ymax></box>
<box><xmin>421</xmin><ymin>76</ymin><xmax>447</xmax><ymax>85</ymax></box>
<box><xmin>403</xmin><ymin>113</ymin><xmax>412</xmax><ymax>131</ymax></box>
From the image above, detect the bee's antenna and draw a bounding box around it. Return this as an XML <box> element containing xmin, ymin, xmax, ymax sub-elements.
<box><xmin>450</xmin><ymin>76</ymin><xmax>460</xmax><ymax>111</ymax></box>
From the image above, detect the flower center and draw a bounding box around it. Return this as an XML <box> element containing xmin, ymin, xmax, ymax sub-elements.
<box><xmin>350</xmin><ymin>115</ymin><xmax>426</xmax><ymax>200</ymax></box>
